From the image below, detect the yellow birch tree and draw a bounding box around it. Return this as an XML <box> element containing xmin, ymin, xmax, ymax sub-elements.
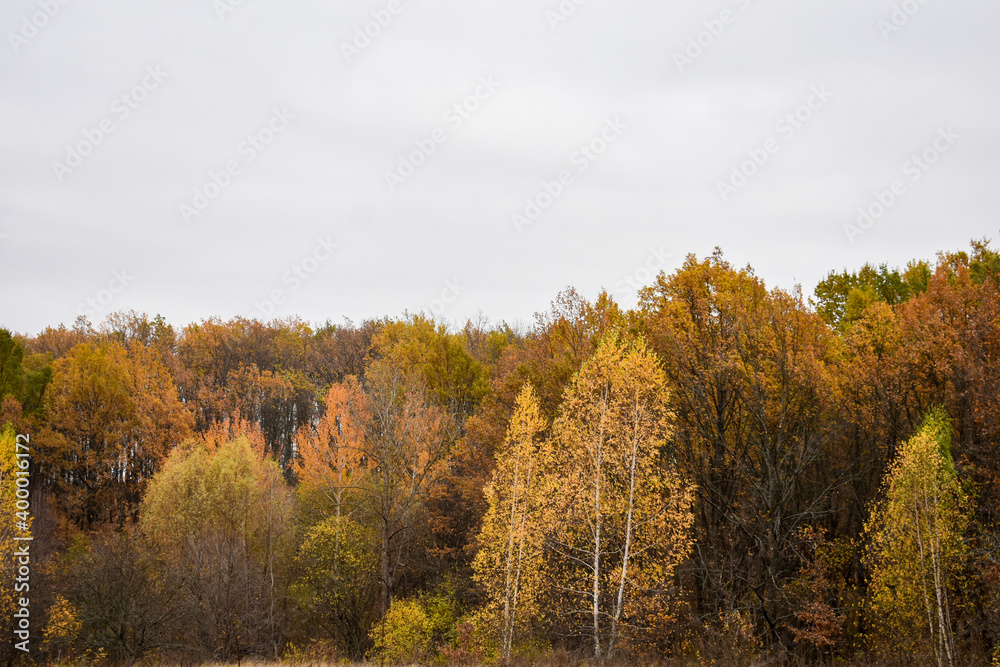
<box><xmin>865</xmin><ymin>408</ymin><xmax>969</xmax><ymax>666</ymax></box>
<box><xmin>546</xmin><ymin>336</ymin><xmax>695</xmax><ymax>661</ymax></box>
<box><xmin>473</xmin><ymin>384</ymin><xmax>551</xmax><ymax>664</ymax></box>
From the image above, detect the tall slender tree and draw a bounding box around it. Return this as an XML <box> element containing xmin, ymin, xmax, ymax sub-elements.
<box><xmin>865</xmin><ymin>409</ymin><xmax>969</xmax><ymax>666</ymax></box>
<box><xmin>545</xmin><ymin>336</ymin><xmax>695</xmax><ymax>660</ymax></box>
<box><xmin>473</xmin><ymin>384</ymin><xmax>550</xmax><ymax>664</ymax></box>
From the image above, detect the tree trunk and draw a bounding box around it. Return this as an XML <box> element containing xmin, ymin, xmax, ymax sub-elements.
<box><xmin>592</xmin><ymin>431</ymin><xmax>603</xmax><ymax>660</ymax></box>
<box><xmin>380</xmin><ymin>520</ymin><xmax>391</xmax><ymax>617</ymax></box>
<box><xmin>609</xmin><ymin>415</ymin><xmax>640</xmax><ymax>660</ymax></box>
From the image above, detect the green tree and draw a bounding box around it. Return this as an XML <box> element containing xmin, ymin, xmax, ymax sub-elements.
<box><xmin>0</xmin><ymin>329</ymin><xmax>51</xmax><ymax>417</ymax></box>
<box><xmin>0</xmin><ymin>331</ymin><xmax>26</xmax><ymax>401</ymax></box>
<box><xmin>968</xmin><ymin>237</ymin><xmax>1000</xmax><ymax>285</ymax></box>
<box><xmin>813</xmin><ymin>261</ymin><xmax>929</xmax><ymax>329</ymax></box>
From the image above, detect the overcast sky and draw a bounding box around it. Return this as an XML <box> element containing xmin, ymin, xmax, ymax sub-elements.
<box><xmin>1</xmin><ymin>0</ymin><xmax>997</xmax><ymax>335</ymax></box>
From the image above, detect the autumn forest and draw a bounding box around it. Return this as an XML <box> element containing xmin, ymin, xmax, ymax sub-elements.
<box><xmin>4</xmin><ymin>241</ymin><xmax>1000</xmax><ymax>666</ymax></box>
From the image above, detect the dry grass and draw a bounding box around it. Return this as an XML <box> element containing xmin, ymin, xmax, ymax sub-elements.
<box><xmin>39</xmin><ymin>658</ymin><xmax>964</xmax><ymax>667</ymax></box>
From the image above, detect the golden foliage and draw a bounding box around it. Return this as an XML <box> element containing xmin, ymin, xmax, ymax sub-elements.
<box><xmin>37</xmin><ymin>341</ymin><xmax>192</xmax><ymax>527</ymax></box>
<box><xmin>865</xmin><ymin>409</ymin><xmax>970</xmax><ymax>664</ymax></box>
<box><xmin>473</xmin><ymin>383</ymin><xmax>551</xmax><ymax>663</ymax></box>
<box><xmin>547</xmin><ymin>336</ymin><xmax>695</xmax><ymax>659</ymax></box>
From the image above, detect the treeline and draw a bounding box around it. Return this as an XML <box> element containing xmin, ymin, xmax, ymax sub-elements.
<box><xmin>2</xmin><ymin>240</ymin><xmax>1000</xmax><ymax>665</ymax></box>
